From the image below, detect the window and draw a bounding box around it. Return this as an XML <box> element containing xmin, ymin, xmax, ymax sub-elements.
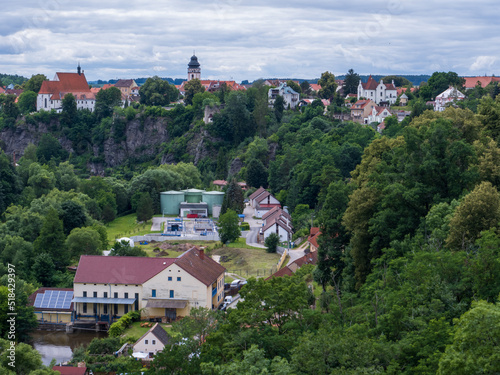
<box><xmin>83</xmin><ymin>291</ymin><xmax>87</xmax><ymax>297</ymax></box>
<box><xmin>124</xmin><ymin>304</ymin><xmax>129</xmax><ymax>314</ymax></box>
<box><xmin>145</xmin><ymin>340</ymin><xmax>148</xmax><ymax>345</ymax></box>
<box><xmin>124</xmin><ymin>293</ymin><xmax>128</xmax><ymax>299</ymax></box>
<box><xmin>93</xmin><ymin>291</ymin><xmax>97</xmax><ymax>298</ymax></box>
<box><xmin>168</xmin><ymin>277</ymin><xmax>172</xmax><ymax>281</ymax></box>
<box><xmin>170</xmin><ymin>290</ymin><xmax>174</xmax><ymax>298</ymax></box>
<box><xmin>152</xmin><ymin>289</ymin><xmax>156</xmax><ymax>297</ymax></box>
<box><xmin>44</xmin><ymin>98</ymin><xmax>47</xmax><ymax>107</ymax></box>
<box><xmin>177</xmin><ymin>277</ymin><xmax>181</xmax><ymax>281</ymax></box>
<box><xmin>103</xmin><ymin>292</ymin><xmax>108</xmax><ymax>298</ymax></box>
<box><xmin>83</xmin><ymin>303</ymin><xmax>87</xmax><ymax>313</ymax></box>
<box><xmin>114</xmin><ymin>292</ymin><xmax>118</xmax><ymax>299</ymax></box>
<box><xmin>135</xmin><ymin>293</ymin><xmax>139</xmax><ymax>311</ymax></box>
<box><xmin>114</xmin><ymin>304</ymin><xmax>118</xmax><ymax>315</ymax></box>
<box><xmin>103</xmin><ymin>303</ymin><xmax>108</xmax><ymax>314</ymax></box>
<box><xmin>152</xmin><ymin>340</ymin><xmax>156</xmax><ymax>345</ymax></box>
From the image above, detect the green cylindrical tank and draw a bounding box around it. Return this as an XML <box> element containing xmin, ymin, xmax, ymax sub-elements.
<box><xmin>182</xmin><ymin>188</ymin><xmax>204</xmax><ymax>203</ymax></box>
<box><xmin>202</xmin><ymin>191</ymin><xmax>225</xmax><ymax>215</ymax></box>
<box><xmin>160</xmin><ymin>191</ymin><xmax>185</xmax><ymax>215</ymax></box>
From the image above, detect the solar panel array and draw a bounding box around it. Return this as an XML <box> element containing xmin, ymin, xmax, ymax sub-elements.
<box><xmin>34</xmin><ymin>290</ymin><xmax>73</xmax><ymax>309</ymax></box>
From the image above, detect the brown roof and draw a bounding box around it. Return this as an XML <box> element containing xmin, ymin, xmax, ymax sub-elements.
<box><xmin>361</xmin><ymin>75</ymin><xmax>378</xmax><ymax>90</ymax></box>
<box><xmin>52</xmin><ymin>366</ymin><xmax>86</xmax><ymax>375</ymax></box>
<box><xmin>351</xmin><ymin>100</ymin><xmax>373</xmax><ymax>110</ymax></box>
<box><xmin>136</xmin><ymin>323</ymin><xmax>171</xmax><ymax>347</ymax></box>
<box><xmin>265</xmin><ymin>266</ymin><xmax>293</xmax><ymax>280</ymax></box>
<box><xmin>291</xmin><ymin>251</ymin><xmax>318</xmax><ymax>269</ymax></box>
<box><xmin>212</xmin><ymin>180</ymin><xmax>228</xmax><ymax>186</ymax></box>
<box><xmin>5</xmin><ymin>89</ymin><xmax>23</xmax><ymax>96</ymax></box>
<box><xmin>307</xmin><ymin>228</ymin><xmax>321</xmax><ymax>249</ymax></box>
<box><xmin>262</xmin><ymin>206</ymin><xmax>281</xmax><ymax>220</ymax></box>
<box><xmin>114</xmin><ymin>79</ymin><xmax>136</xmax><ymax>88</ymax></box>
<box><xmin>249</xmin><ymin>187</ymin><xmax>267</xmax><ymax>201</ymax></box>
<box><xmin>463</xmin><ymin>76</ymin><xmax>500</xmax><ymax>89</ymax></box>
<box><xmin>54</xmin><ymin>73</ymin><xmax>90</xmax><ymax>92</ymax></box>
<box><xmin>175</xmin><ymin>248</ymin><xmax>226</xmax><ymax>286</ymax></box>
<box><xmin>262</xmin><ymin>216</ymin><xmax>293</xmax><ymax>234</ymax></box>
<box><xmin>74</xmin><ymin>256</ymin><xmax>176</xmax><ymax>284</ymax></box>
<box><xmin>254</xmin><ymin>191</ymin><xmax>272</xmax><ymax>203</ymax></box>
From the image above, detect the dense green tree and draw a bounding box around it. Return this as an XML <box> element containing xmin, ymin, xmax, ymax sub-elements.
<box><xmin>60</xmin><ymin>200</ymin><xmax>87</xmax><ymax>235</ymax></box>
<box><xmin>27</xmin><ymin>163</ymin><xmax>55</xmax><ymax>198</ymax></box>
<box><xmin>54</xmin><ymin>161</ymin><xmax>79</xmax><ymax>192</ymax></box>
<box><xmin>61</xmin><ymin>93</ymin><xmax>77</xmax><ymax>127</ymax></box>
<box><xmin>273</xmin><ymin>94</ymin><xmax>284</xmax><ymax>123</ymax></box>
<box><xmin>23</xmin><ymin>74</ymin><xmax>47</xmax><ymax>93</ymax></box>
<box><xmin>35</xmin><ymin>134</ymin><xmax>68</xmax><ymax>164</ymax></box>
<box><xmin>139</xmin><ymin>76</ymin><xmax>179</xmax><ymax>106</ymax></box>
<box><xmin>343</xmin><ymin>68</ymin><xmax>360</xmax><ymax>95</ymax></box>
<box><xmin>218</xmin><ymin>209</ymin><xmax>241</xmax><ymax>244</ymax></box>
<box><xmin>286</xmin><ymin>80</ymin><xmax>301</xmax><ymax>94</ymax></box>
<box><xmin>220</xmin><ymin>179</ymin><xmax>244</xmax><ymax>215</ymax></box>
<box><xmin>136</xmin><ymin>192</ymin><xmax>154</xmax><ymax>222</ymax></box>
<box><xmin>382</xmin><ymin>75</ymin><xmax>412</xmax><ymax>87</ymax></box>
<box><xmin>245</xmin><ymin>158</ymin><xmax>268</xmax><ymax>189</ymax></box>
<box><xmin>0</xmin><ymin>151</ymin><xmax>21</xmax><ymax>215</ymax></box>
<box><xmin>446</xmin><ymin>181</ymin><xmax>500</xmax><ymax>250</ymax></box>
<box><xmin>317</xmin><ymin>71</ymin><xmax>338</xmax><ymax>100</ymax></box>
<box><xmin>32</xmin><ymin>253</ymin><xmax>56</xmax><ymax>286</ymax></box>
<box><xmin>0</xmin><ymin>94</ymin><xmax>20</xmax><ymax>120</ymax></box>
<box><xmin>264</xmin><ymin>232</ymin><xmax>280</xmax><ymax>253</ymax></box>
<box><xmin>183</xmin><ymin>79</ymin><xmax>205</xmax><ymax>106</ymax></box>
<box><xmin>33</xmin><ymin>207</ymin><xmax>68</xmax><ymax>268</ymax></box>
<box><xmin>109</xmin><ymin>240</ymin><xmax>147</xmax><ymax>257</ymax></box>
<box><xmin>17</xmin><ymin>90</ymin><xmax>37</xmax><ymax>114</ymax></box>
<box><xmin>95</xmin><ymin>86</ymin><xmax>122</xmax><ymax>119</ymax></box>
<box><xmin>65</xmin><ymin>227</ymin><xmax>103</xmax><ymax>259</ymax></box>
<box><xmin>419</xmin><ymin>71</ymin><xmax>465</xmax><ymax>101</ymax></box>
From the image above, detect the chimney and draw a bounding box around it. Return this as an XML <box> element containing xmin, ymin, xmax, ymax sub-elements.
<box><xmin>198</xmin><ymin>248</ymin><xmax>205</xmax><ymax>260</ymax></box>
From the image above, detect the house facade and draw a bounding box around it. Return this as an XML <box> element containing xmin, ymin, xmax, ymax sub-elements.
<box><xmin>367</xmin><ymin>105</ymin><xmax>392</xmax><ymax>124</ymax></box>
<box><xmin>72</xmin><ymin>248</ymin><xmax>225</xmax><ymax>324</ymax></box>
<box><xmin>268</xmin><ymin>83</ymin><xmax>300</xmax><ymax>109</ymax></box>
<box><xmin>434</xmin><ymin>87</ymin><xmax>465</xmax><ymax>112</ymax></box>
<box><xmin>133</xmin><ymin>323</ymin><xmax>171</xmax><ymax>360</ymax></box>
<box><xmin>260</xmin><ymin>207</ymin><xmax>293</xmax><ymax>242</ymax></box>
<box><xmin>37</xmin><ymin>65</ymin><xmax>95</xmax><ymax>113</ymax></box>
<box><xmin>350</xmin><ymin>99</ymin><xmax>376</xmax><ymax>124</ymax></box>
<box><xmin>114</xmin><ymin>79</ymin><xmax>138</xmax><ymax>96</ymax></box>
<box><xmin>357</xmin><ymin>75</ymin><xmax>397</xmax><ymax>105</ymax></box>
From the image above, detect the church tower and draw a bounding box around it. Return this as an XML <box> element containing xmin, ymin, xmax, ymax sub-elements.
<box><xmin>187</xmin><ymin>54</ymin><xmax>201</xmax><ymax>81</ymax></box>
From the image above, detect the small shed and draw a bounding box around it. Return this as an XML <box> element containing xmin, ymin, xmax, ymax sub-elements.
<box><xmin>132</xmin><ymin>323</ymin><xmax>172</xmax><ymax>361</ymax></box>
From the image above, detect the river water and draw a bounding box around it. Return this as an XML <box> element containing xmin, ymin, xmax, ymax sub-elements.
<box><xmin>31</xmin><ymin>330</ymin><xmax>107</xmax><ymax>366</ymax></box>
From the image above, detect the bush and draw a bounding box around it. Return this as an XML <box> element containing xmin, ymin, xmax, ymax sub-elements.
<box><xmin>108</xmin><ymin>310</ymin><xmax>141</xmax><ymax>337</ymax></box>
<box><xmin>240</xmin><ymin>222</ymin><xmax>250</xmax><ymax>230</ymax></box>
<box><xmin>265</xmin><ymin>233</ymin><xmax>280</xmax><ymax>253</ymax></box>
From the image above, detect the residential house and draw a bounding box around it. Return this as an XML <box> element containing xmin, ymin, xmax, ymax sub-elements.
<box><xmin>253</xmin><ymin>190</ymin><xmax>281</xmax><ymax>218</ymax></box>
<box><xmin>132</xmin><ymin>322</ymin><xmax>172</xmax><ymax>361</ymax></box>
<box><xmin>463</xmin><ymin>76</ymin><xmax>500</xmax><ymax>90</ymax></box>
<box><xmin>28</xmin><ymin>288</ymin><xmax>74</xmax><ymax>324</ymax></box>
<box><xmin>357</xmin><ymin>75</ymin><xmax>397</xmax><ymax>105</ymax></box>
<box><xmin>268</xmin><ymin>83</ymin><xmax>300</xmax><ymax>109</ymax></box>
<box><xmin>260</xmin><ymin>206</ymin><xmax>293</xmax><ymax>242</ymax></box>
<box><xmin>307</xmin><ymin>227</ymin><xmax>321</xmax><ymax>252</ymax></box>
<box><xmin>249</xmin><ymin>187</ymin><xmax>267</xmax><ymax>208</ymax></box>
<box><xmin>367</xmin><ymin>105</ymin><xmax>392</xmax><ymax>124</ymax></box>
<box><xmin>37</xmin><ymin>65</ymin><xmax>95</xmax><ymax>113</ymax></box>
<box><xmin>266</xmin><ymin>251</ymin><xmax>317</xmax><ymax>280</ymax></box>
<box><xmin>72</xmin><ymin>248</ymin><xmax>225</xmax><ymax>325</ymax></box>
<box><xmin>377</xmin><ymin>122</ymin><xmax>386</xmax><ymax>133</ymax></box>
<box><xmin>298</xmin><ymin>99</ymin><xmax>330</xmax><ymax>112</ymax></box>
<box><xmin>308</xmin><ymin>83</ymin><xmax>321</xmax><ymax>93</ymax></box>
<box><xmin>114</xmin><ymin>79</ymin><xmax>138</xmax><ymax>97</ymax></box>
<box><xmin>131</xmin><ymin>86</ymin><xmax>140</xmax><ymax>95</ymax></box>
<box><xmin>397</xmin><ymin>110</ymin><xmax>411</xmax><ymax>122</ymax></box>
<box><xmin>350</xmin><ymin>99</ymin><xmax>376</xmax><ymax>124</ymax></box>
<box><xmin>434</xmin><ymin>87</ymin><xmax>465</xmax><ymax>112</ymax></box>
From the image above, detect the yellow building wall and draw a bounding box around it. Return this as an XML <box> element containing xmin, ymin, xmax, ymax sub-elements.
<box><xmin>35</xmin><ymin>311</ymin><xmax>72</xmax><ymax>323</ymax></box>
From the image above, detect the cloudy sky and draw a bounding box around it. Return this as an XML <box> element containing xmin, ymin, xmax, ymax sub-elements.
<box><xmin>1</xmin><ymin>0</ymin><xmax>499</xmax><ymax>82</ymax></box>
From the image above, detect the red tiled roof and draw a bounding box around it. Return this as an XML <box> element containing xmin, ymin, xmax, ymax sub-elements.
<box><xmin>212</xmin><ymin>180</ymin><xmax>228</xmax><ymax>186</ymax></box>
<box><xmin>175</xmin><ymin>247</ymin><xmax>226</xmax><ymax>286</ymax></box>
<box><xmin>52</xmin><ymin>366</ymin><xmax>86</xmax><ymax>375</ymax></box>
<box><xmin>249</xmin><ymin>187</ymin><xmax>267</xmax><ymax>201</ymax></box>
<box><xmin>362</xmin><ymin>75</ymin><xmax>378</xmax><ymax>90</ymax></box>
<box><xmin>463</xmin><ymin>76</ymin><xmax>500</xmax><ymax>89</ymax></box>
<box><xmin>265</xmin><ymin>266</ymin><xmax>293</xmax><ymax>280</ymax></box>
<box><xmin>54</xmin><ymin>73</ymin><xmax>91</xmax><ymax>92</ymax></box>
<box><xmin>351</xmin><ymin>99</ymin><xmax>373</xmax><ymax>110</ymax></box>
<box><xmin>74</xmin><ymin>256</ymin><xmax>175</xmax><ymax>284</ymax></box>
<box><xmin>307</xmin><ymin>228</ymin><xmax>321</xmax><ymax>249</ymax></box>
<box><xmin>262</xmin><ymin>206</ymin><xmax>281</xmax><ymax>220</ymax></box>
<box><xmin>0</xmin><ymin>86</ymin><xmax>5</xmax><ymax>94</ymax></box>
<box><xmin>291</xmin><ymin>251</ymin><xmax>318</xmax><ymax>268</ymax></box>
<box><xmin>309</xmin><ymin>84</ymin><xmax>321</xmax><ymax>91</ymax></box>
<box><xmin>114</xmin><ymin>79</ymin><xmax>136</xmax><ymax>88</ymax></box>
<box><xmin>384</xmin><ymin>83</ymin><xmax>396</xmax><ymax>90</ymax></box>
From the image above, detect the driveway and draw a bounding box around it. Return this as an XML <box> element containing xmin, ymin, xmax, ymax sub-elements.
<box><xmin>243</xmin><ymin>204</ymin><xmax>265</xmax><ymax>248</ymax></box>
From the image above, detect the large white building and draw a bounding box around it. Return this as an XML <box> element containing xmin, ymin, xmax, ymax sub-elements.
<box><xmin>71</xmin><ymin>247</ymin><xmax>225</xmax><ymax>325</ymax></box>
<box><xmin>37</xmin><ymin>65</ymin><xmax>95</xmax><ymax>113</ymax></box>
<box><xmin>434</xmin><ymin>87</ymin><xmax>465</xmax><ymax>112</ymax></box>
<box><xmin>357</xmin><ymin>75</ymin><xmax>398</xmax><ymax>105</ymax></box>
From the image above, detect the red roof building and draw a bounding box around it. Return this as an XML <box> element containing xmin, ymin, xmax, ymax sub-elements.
<box><xmin>357</xmin><ymin>75</ymin><xmax>398</xmax><ymax>105</ymax></box>
<box><xmin>463</xmin><ymin>76</ymin><xmax>500</xmax><ymax>89</ymax></box>
<box><xmin>52</xmin><ymin>366</ymin><xmax>87</xmax><ymax>375</ymax></box>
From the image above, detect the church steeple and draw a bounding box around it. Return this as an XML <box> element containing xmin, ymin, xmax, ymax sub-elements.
<box><xmin>77</xmin><ymin>62</ymin><xmax>81</xmax><ymax>75</ymax></box>
<box><xmin>187</xmin><ymin>54</ymin><xmax>201</xmax><ymax>81</ymax></box>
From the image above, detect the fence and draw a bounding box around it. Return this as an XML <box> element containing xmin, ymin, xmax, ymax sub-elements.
<box><xmin>131</xmin><ymin>233</ymin><xmax>220</xmax><ymax>243</ymax></box>
<box><xmin>226</xmin><ymin>267</ymin><xmax>279</xmax><ymax>279</ymax></box>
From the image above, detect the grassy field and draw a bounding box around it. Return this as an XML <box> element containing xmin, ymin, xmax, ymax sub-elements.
<box><xmin>105</xmin><ymin>214</ymin><xmax>161</xmax><ymax>243</ymax></box>
<box><xmin>121</xmin><ymin>321</ymin><xmax>174</xmax><ymax>341</ymax></box>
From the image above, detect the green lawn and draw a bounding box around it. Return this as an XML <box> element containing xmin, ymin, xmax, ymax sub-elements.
<box><xmin>122</xmin><ymin>321</ymin><xmax>175</xmax><ymax>341</ymax></box>
<box><xmin>105</xmin><ymin>214</ymin><xmax>160</xmax><ymax>243</ymax></box>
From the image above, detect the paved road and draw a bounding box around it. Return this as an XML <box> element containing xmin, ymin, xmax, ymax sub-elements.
<box><xmin>243</xmin><ymin>204</ymin><xmax>265</xmax><ymax>248</ymax></box>
<box><xmin>286</xmin><ymin>242</ymin><xmax>308</xmax><ymax>265</ymax></box>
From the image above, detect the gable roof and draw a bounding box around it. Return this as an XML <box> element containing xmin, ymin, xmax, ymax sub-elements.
<box><xmin>114</xmin><ymin>79</ymin><xmax>137</xmax><ymax>88</ymax></box>
<box><xmin>28</xmin><ymin>287</ymin><xmax>74</xmax><ymax>312</ymax></box>
<box><xmin>309</xmin><ymin>83</ymin><xmax>321</xmax><ymax>92</ymax></box>
<box><xmin>351</xmin><ymin>99</ymin><xmax>373</xmax><ymax>110</ymax></box>
<box><xmin>265</xmin><ymin>266</ymin><xmax>293</xmax><ymax>280</ymax></box>
<box><xmin>463</xmin><ymin>76</ymin><xmax>500</xmax><ymax>89</ymax></box>
<box><xmin>262</xmin><ymin>206</ymin><xmax>281</xmax><ymax>220</ymax></box>
<box><xmin>175</xmin><ymin>247</ymin><xmax>226</xmax><ymax>286</ymax></box>
<box><xmin>290</xmin><ymin>251</ymin><xmax>318</xmax><ymax>269</ymax></box>
<box><xmin>74</xmin><ymin>256</ymin><xmax>176</xmax><ymax>284</ymax></box>
<box><xmin>361</xmin><ymin>75</ymin><xmax>378</xmax><ymax>90</ymax></box>
<box><xmin>262</xmin><ymin>216</ymin><xmax>293</xmax><ymax>234</ymax></box>
<box><xmin>135</xmin><ymin>323</ymin><xmax>171</xmax><ymax>347</ymax></box>
<box><xmin>54</xmin><ymin>73</ymin><xmax>90</xmax><ymax>92</ymax></box>
<box><xmin>307</xmin><ymin>227</ymin><xmax>321</xmax><ymax>249</ymax></box>
<box><xmin>249</xmin><ymin>187</ymin><xmax>266</xmax><ymax>200</ymax></box>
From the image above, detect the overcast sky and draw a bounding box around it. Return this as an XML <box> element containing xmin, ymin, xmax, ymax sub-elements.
<box><xmin>1</xmin><ymin>0</ymin><xmax>499</xmax><ymax>82</ymax></box>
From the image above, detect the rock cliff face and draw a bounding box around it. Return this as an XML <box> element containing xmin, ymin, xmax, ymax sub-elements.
<box><xmin>0</xmin><ymin>116</ymin><xmax>218</xmax><ymax>175</ymax></box>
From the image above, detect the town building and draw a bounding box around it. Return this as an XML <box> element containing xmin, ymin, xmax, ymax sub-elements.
<box><xmin>132</xmin><ymin>323</ymin><xmax>172</xmax><ymax>361</ymax></box>
<box><xmin>266</xmin><ymin>251</ymin><xmax>317</xmax><ymax>280</ymax></box>
<box><xmin>307</xmin><ymin>227</ymin><xmax>321</xmax><ymax>252</ymax></box>
<box><xmin>114</xmin><ymin>79</ymin><xmax>138</xmax><ymax>97</ymax></box>
<box><xmin>350</xmin><ymin>99</ymin><xmax>376</xmax><ymax>124</ymax></box>
<box><xmin>367</xmin><ymin>105</ymin><xmax>392</xmax><ymax>124</ymax></box>
<box><xmin>37</xmin><ymin>64</ymin><xmax>95</xmax><ymax>113</ymax></box>
<box><xmin>260</xmin><ymin>206</ymin><xmax>293</xmax><ymax>242</ymax></box>
<box><xmin>434</xmin><ymin>86</ymin><xmax>465</xmax><ymax>112</ymax></box>
<box><xmin>28</xmin><ymin>288</ymin><xmax>74</xmax><ymax>325</ymax></box>
<box><xmin>463</xmin><ymin>76</ymin><xmax>500</xmax><ymax>89</ymax></box>
<box><xmin>268</xmin><ymin>83</ymin><xmax>300</xmax><ymax>109</ymax></box>
<box><xmin>187</xmin><ymin>54</ymin><xmax>201</xmax><ymax>81</ymax></box>
<box><xmin>357</xmin><ymin>75</ymin><xmax>397</xmax><ymax>105</ymax></box>
<box><xmin>71</xmin><ymin>247</ymin><xmax>225</xmax><ymax>326</ymax></box>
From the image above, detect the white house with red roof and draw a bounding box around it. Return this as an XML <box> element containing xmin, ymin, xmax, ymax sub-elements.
<box><xmin>434</xmin><ymin>87</ymin><xmax>465</xmax><ymax>112</ymax></box>
<box><xmin>463</xmin><ymin>76</ymin><xmax>500</xmax><ymax>90</ymax></box>
<box><xmin>133</xmin><ymin>322</ymin><xmax>172</xmax><ymax>361</ymax></box>
<box><xmin>260</xmin><ymin>206</ymin><xmax>293</xmax><ymax>242</ymax></box>
<box><xmin>253</xmin><ymin>190</ymin><xmax>281</xmax><ymax>218</ymax></box>
<box><xmin>72</xmin><ymin>247</ymin><xmax>225</xmax><ymax>325</ymax></box>
<box><xmin>367</xmin><ymin>105</ymin><xmax>392</xmax><ymax>124</ymax></box>
<box><xmin>350</xmin><ymin>99</ymin><xmax>376</xmax><ymax>124</ymax></box>
<box><xmin>357</xmin><ymin>75</ymin><xmax>397</xmax><ymax>105</ymax></box>
<box><xmin>37</xmin><ymin>64</ymin><xmax>95</xmax><ymax>113</ymax></box>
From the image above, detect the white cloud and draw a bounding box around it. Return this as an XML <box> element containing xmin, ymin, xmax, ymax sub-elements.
<box><xmin>470</xmin><ymin>56</ymin><xmax>497</xmax><ymax>72</ymax></box>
